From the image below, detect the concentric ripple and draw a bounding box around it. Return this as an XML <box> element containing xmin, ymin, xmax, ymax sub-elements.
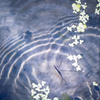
<box><xmin>0</xmin><ymin>0</ymin><xmax>100</xmax><ymax>100</ymax></box>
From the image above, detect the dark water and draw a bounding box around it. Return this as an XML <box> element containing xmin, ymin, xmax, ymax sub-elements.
<box><xmin>0</xmin><ymin>0</ymin><xmax>100</xmax><ymax>100</ymax></box>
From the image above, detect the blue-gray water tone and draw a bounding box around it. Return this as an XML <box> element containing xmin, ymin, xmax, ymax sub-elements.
<box><xmin>0</xmin><ymin>0</ymin><xmax>100</xmax><ymax>100</ymax></box>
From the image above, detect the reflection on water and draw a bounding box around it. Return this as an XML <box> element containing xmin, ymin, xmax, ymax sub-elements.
<box><xmin>0</xmin><ymin>0</ymin><xmax>100</xmax><ymax>100</ymax></box>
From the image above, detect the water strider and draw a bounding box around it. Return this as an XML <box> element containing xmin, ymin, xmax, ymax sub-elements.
<box><xmin>49</xmin><ymin>61</ymin><xmax>68</xmax><ymax>86</ymax></box>
<box><xmin>53</xmin><ymin>64</ymin><xmax>67</xmax><ymax>84</ymax></box>
<box><xmin>49</xmin><ymin>59</ymin><xmax>88</xmax><ymax>87</ymax></box>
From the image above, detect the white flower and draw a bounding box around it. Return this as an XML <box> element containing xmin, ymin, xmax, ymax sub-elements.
<box><xmin>81</xmin><ymin>4</ymin><xmax>87</xmax><ymax>9</ymax></box>
<box><xmin>69</xmin><ymin>43</ymin><xmax>74</xmax><ymax>47</ymax></box>
<box><xmin>71</xmin><ymin>25</ymin><xmax>77</xmax><ymax>28</ymax></box>
<box><xmin>31</xmin><ymin>81</ymin><xmax>51</xmax><ymax>100</ymax></box>
<box><xmin>35</xmin><ymin>87</ymin><xmax>40</xmax><ymax>91</ymax></box>
<box><xmin>72</xmin><ymin>35</ymin><xmax>77</xmax><ymax>39</ymax></box>
<box><xmin>85</xmin><ymin>14</ymin><xmax>89</xmax><ymax>20</ymax></box>
<box><xmin>76</xmin><ymin>65</ymin><xmax>81</xmax><ymax>71</ymax></box>
<box><xmin>77</xmin><ymin>23</ymin><xmax>87</xmax><ymax>32</ymax></box>
<box><xmin>79</xmin><ymin>15</ymin><xmax>88</xmax><ymax>24</ymax></box>
<box><xmin>73</xmin><ymin>10</ymin><xmax>77</xmax><ymax>14</ymax></box>
<box><xmin>38</xmin><ymin>83</ymin><xmax>42</xmax><ymax>88</ymax></box>
<box><xmin>98</xmin><ymin>0</ymin><xmax>100</xmax><ymax>2</ymax></box>
<box><xmin>75</xmin><ymin>0</ymin><xmax>81</xmax><ymax>4</ymax></box>
<box><xmin>79</xmin><ymin>40</ymin><xmax>84</xmax><ymax>44</ymax></box>
<box><xmin>47</xmin><ymin>99</ymin><xmax>51</xmax><ymax>100</ymax></box>
<box><xmin>33</xmin><ymin>94</ymin><xmax>40</xmax><ymax>99</ymax></box>
<box><xmin>80</xmin><ymin>10</ymin><xmax>86</xmax><ymax>16</ymax></box>
<box><xmin>96</xmin><ymin>3</ymin><xmax>100</xmax><ymax>7</ymax></box>
<box><xmin>73</xmin><ymin>55</ymin><xmax>77</xmax><ymax>60</ymax></box>
<box><xmin>67</xmin><ymin>26</ymin><xmax>72</xmax><ymax>31</ymax></box>
<box><xmin>72</xmin><ymin>62</ymin><xmax>78</xmax><ymax>67</ymax></box>
<box><xmin>42</xmin><ymin>81</ymin><xmax>46</xmax><ymax>86</ymax></box>
<box><xmin>53</xmin><ymin>97</ymin><xmax>59</xmax><ymax>100</ymax></box>
<box><xmin>72</xmin><ymin>3</ymin><xmax>81</xmax><ymax>12</ymax></box>
<box><xmin>77</xmin><ymin>54</ymin><xmax>82</xmax><ymax>59</ymax></box>
<box><xmin>72</xmin><ymin>35</ymin><xmax>80</xmax><ymax>40</ymax></box>
<box><xmin>38</xmin><ymin>93</ymin><xmax>44</xmax><ymax>98</ymax></box>
<box><xmin>73</xmin><ymin>40</ymin><xmax>79</xmax><ymax>45</ymax></box>
<box><xmin>93</xmin><ymin>82</ymin><xmax>98</xmax><ymax>86</ymax></box>
<box><xmin>40</xmin><ymin>88</ymin><xmax>46</xmax><ymax>92</ymax></box>
<box><xmin>45</xmin><ymin>86</ymin><xmax>50</xmax><ymax>92</ymax></box>
<box><xmin>45</xmin><ymin>86</ymin><xmax>50</xmax><ymax>95</ymax></box>
<box><xmin>67</xmin><ymin>55</ymin><xmax>74</xmax><ymax>61</ymax></box>
<box><xmin>32</xmin><ymin>83</ymin><xmax>38</xmax><ymax>88</ymax></box>
<box><xmin>42</xmin><ymin>95</ymin><xmax>48</xmax><ymax>100</ymax></box>
<box><xmin>95</xmin><ymin>9</ymin><xmax>100</xmax><ymax>15</ymax></box>
<box><xmin>31</xmin><ymin>89</ymin><xmax>36</xmax><ymax>96</ymax></box>
<box><xmin>76</xmin><ymin>35</ymin><xmax>80</xmax><ymax>39</ymax></box>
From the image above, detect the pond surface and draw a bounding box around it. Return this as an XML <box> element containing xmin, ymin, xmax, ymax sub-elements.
<box><xmin>0</xmin><ymin>0</ymin><xmax>100</xmax><ymax>100</ymax></box>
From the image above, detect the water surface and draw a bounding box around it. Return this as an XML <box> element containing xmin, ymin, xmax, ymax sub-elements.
<box><xmin>0</xmin><ymin>0</ymin><xmax>100</xmax><ymax>100</ymax></box>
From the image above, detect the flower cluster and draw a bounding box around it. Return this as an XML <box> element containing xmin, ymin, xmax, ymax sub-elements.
<box><xmin>67</xmin><ymin>25</ymin><xmax>76</xmax><ymax>32</ymax></box>
<box><xmin>67</xmin><ymin>0</ymin><xmax>89</xmax><ymax>33</ymax></box>
<box><xmin>95</xmin><ymin>0</ymin><xmax>100</xmax><ymax>15</ymax></box>
<box><xmin>67</xmin><ymin>54</ymin><xmax>82</xmax><ymax>71</ymax></box>
<box><xmin>31</xmin><ymin>81</ymin><xmax>58</xmax><ymax>100</ymax></box>
<box><xmin>93</xmin><ymin>81</ymin><xmax>98</xmax><ymax>86</ymax></box>
<box><xmin>79</xmin><ymin>10</ymin><xmax>89</xmax><ymax>24</ymax></box>
<box><xmin>77</xmin><ymin>22</ymin><xmax>87</xmax><ymax>32</ymax></box>
<box><xmin>69</xmin><ymin>35</ymin><xmax>84</xmax><ymax>47</ymax></box>
<box><xmin>72</xmin><ymin>3</ymin><xmax>81</xmax><ymax>13</ymax></box>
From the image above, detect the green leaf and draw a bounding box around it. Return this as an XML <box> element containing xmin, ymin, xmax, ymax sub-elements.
<box><xmin>59</xmin><ymin>93</ymin><xmax>70</xmax><ymax>100</ymax></box>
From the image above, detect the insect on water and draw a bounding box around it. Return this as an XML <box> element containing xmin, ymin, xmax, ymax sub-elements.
<box><xmin>49</xmin><ymin>61</ymin><xmax>67</xmax><ymax>86</ymax></box>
